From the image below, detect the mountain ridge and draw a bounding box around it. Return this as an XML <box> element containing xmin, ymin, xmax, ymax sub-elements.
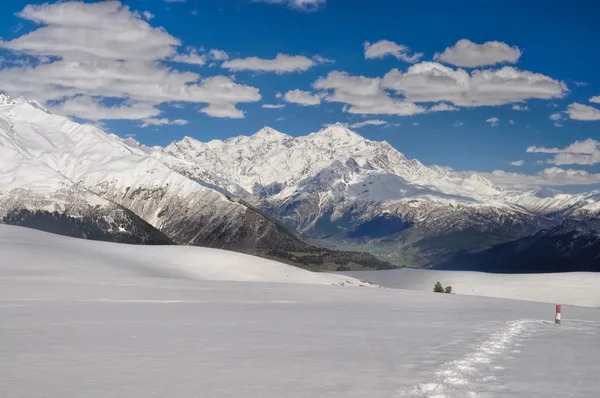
<box><xmin>2</xmin><ymin>93</ymin><xmax>599</xmax><ymax>270</ymax></box>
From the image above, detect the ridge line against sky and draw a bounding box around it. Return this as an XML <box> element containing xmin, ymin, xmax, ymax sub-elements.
<box><xmin>0</xmin><ymin>0</ymin><xmax>598</xmax><ymax>190</ymax></box>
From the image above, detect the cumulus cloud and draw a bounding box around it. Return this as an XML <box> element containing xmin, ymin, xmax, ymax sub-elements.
<box><xmin>142</xmin><ymin>11</ymin><xmax>154</xmax><ymax>20</ymax></box>
<box><xmin>486</xmin><ymin>117</ymin><xmax>499</xmax><ymax>127</ymax></box>
<box><xmin>527</xmin><ymin>139</ymin><xmax>600</xmax><ymax>165</ymax></box>
<box><xmin>171</xmin><ymin>48</ymin><xmax>206</xmax><ymax>65</ymax></box>
<box><xmin>262</xmin><ymin>104</ymin><xmax>286</xmax><ymax>109</ymax></box>
<box><xmin>52</xmin><ymin>95</ymin><xmax>160</xmax><ymax>121</ymax></box>
<box><xmin>252</xmin><ymin>0</ymin><xmax>326</xmax><ymax>12</ymax></box>
<box><xmin>428</xmin><ymin>102</ymin><xmax>458</xmax><ymax>112</ymax></box>
<box><xmin>349</xmin><ymin>119</ymin><xmax>388</xmax><ymax>128</ymax></box>
<box><xmin>0</xmin><ymin>2</ymin><xmax>260</xmax><ymax>121</ymax></box>
<box><xmin>566</xmin><ymin>103</ymin><xmax>600</xmax><ymax>121</ymax></box>
<box><xmin>313</xmin><ymin>71</ymin><xmax>425</xmax><ymax>116</ymax></box>
<box><xmin>382</xmin><ymin>62</ymin><xmax>566</xmax><ymax>107</ymax></box>
<box><xmin>283</xmin><ymin>89</ymin><xmax>322</xmax><ymax>106</ymax></box>
<box><xmin>364</xmin><ymin>40</ymin><xmax>423</xmax><ymax>63</ymax></box>
<box><xmin>512</xmin><ymin>104</ymin><xmax>529</xmax><ymax>111</ymax></box>
<box><xmin>484</xmin><ymin>167</ymin><xmax>600</xmax><ymax>189</ymax></box>
<box><xmin>201</xmin><ymin>102</ymin><xmax>246</xmax><ymax>118</ymax></box>
<box><xmin>434</xmin><ymin>39</ymin><xmax>521</xmax><ymax>68</ymax></box>
<box><xmin>590</xmin><ymin>96</ymin><xmax>600</xmax><ymax>104</ymax></box>
<box><xmin>222</xmin><ymin>53</ymin><xmax>324</xmax><ymax>74</ymax></box>
<box><xmin>510</xmin><ymin>160</ymin><xmax>524</xmax><ymax>166</ymax></box>
<box><xmin>140</xmin><ymin>118</ymin><xmax>188</xmax><ymax>128</ymax></box>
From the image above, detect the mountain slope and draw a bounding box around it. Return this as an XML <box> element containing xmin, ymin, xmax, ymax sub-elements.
<box><xmin>160</xmin><ymin>124</ymin><xmax>586</xmax><ymax>266</ymax></box>
<box><xmin>0</xmin><ymin>97</ymin><xmax>309</xmax><ymax>252</ymax></box>
<box><xmin>0</xmin><ymin>95</ymin><xmax>395</xmax><ymax>271</ymax></box>
<box><xmin>3</xmin><ymin>93</ymin><xmax>599</xmax><ymax>270</ymax></box>
<box><xmin>440</xmin><ymin>219</ymin><xmax>600</xmax><ymax>273</ymax></box>
<box><xmin>0</xmin><ymin>136</ymin><xmax>171</xmax><ymax>244</ymax></box>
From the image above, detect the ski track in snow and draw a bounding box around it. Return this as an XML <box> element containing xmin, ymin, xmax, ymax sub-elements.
<box><xmin>398</xmin><ymin>319</ymin><xmax>539</xmax><ymax>398</ymax></box>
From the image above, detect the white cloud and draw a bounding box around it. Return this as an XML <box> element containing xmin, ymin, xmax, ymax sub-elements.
<box><xmin>0</xmin><ymin>2</ymin><xmax>260</xmax><ymax>121</ymax></box>
<box><xmin>484</xmin><ymin>167</ymin><xmax>600</xmax><ymax>189</ymax></box>
<box><xmin>201</xmin><ymin>102</ymin><xmax>245</xmax><ymax>118</ymax></box>
<box><xmin>142</xmin><ymin>11</ymin><xmax>154</xmax><ymax>20</ymax></box>
<box><xmin>364</xmin><ymin>40</ymin><xmax>423</xmax><ymax>63</ymax></box>
<box><xmin>510</xmin><ymin>160</ymin><xmax>524</xmax><ymax>166</ymax></box>
<box><xmin>262</xmin><ymin>104</ymin><xmax>286</xmax><ymax>109</ymax></box>
<box><xmin>52</xmin><ymin>96</ymin><xmax>160</xmax><ymax>121</ymax></box>
<box><xmin>349</xmin><ymin>119</ymin><xmax>388</xmax><ymax>128</ymax></box>
<box><xmin>434</xmin><ymin>39</ymin><xmax>521</xmax><ymax>68</ymax></box>
<box><xmin>171</xmin><ymin>48</ymin><xmax>206</xmax><ymax>65</ymax></box>
<box><xmin>527</xmin><ymin>139</ymin><xmax>600</xmax><ymax>165</ymax></box>
<box><xmin>486</xmin><ymin>117</ymin><xmax>499</xmax><ymax>127</ymax></box>
<box><xmin>512</xmin><ymin>104</ymin><xmax>529</xmax><ymax>111</ymax></box>
<box><xmin>313</xmin><ymin>71</ymin><xmax>425</xmax><ymax>116</ymax></box>
<box><xmin>413</xmin><ymin>122</ymin><xmax>419</xmax><ymax>126</ymax></box>
<box><xmin>428</xmin><ymin>102</ymin><xmax>458</xmax><ymax>112</ymax></box>
<box><xmin>312</xmin><ymin>55</ymin><xmax>334</xmax><ymax>64</ymax></box>
<box><xmin>283</xmin><ymin>89</ymin><xmax>321</xmax><ymax>106</ymax></box>
<box><xmin>549</xmin><ymin>112</ymin><xmax>565</xmax><ymax>127</ymax></box>
<box><xmin>209</xmin><ymin>49</ymin><xmax>229</xmax><ymax>61</ymax></box>
<box><xmin>590</xmin><ymin>96</ymin><xmax>600</xmax><ymax>104</ymax></box>
<box><xmin>140</xmin><ymin>118</ymin><xmax>189</xmax><ymax>128</ymax></box>
<box><xmin>252</xmin><ymin>0</ymin><xmax>326</xmax><ymax>12</ymax></box>
<box><xmin>275</xmin><ymin>92</ymin><xmax>282</xmax><ymax>99</ymax></box>
<box><xmin>382</xmin><ymin>62</ymin><xmax>566</xmax><ymax>107</ymax></box>
<box><xmin>275</xmin><ymin>116</ymin><xmax>286</xmax><ymax>121</ymax></box>
<box><xmin>573</xmin><ymin>81</ymin><xmax>588</xmax><ymax>87</ymax></box>
<box><xmin>566</xmin><ymin>103</ymin><xmax>600</xmax><ymax>121</ymax></box>
<box><xmin>222</xmin><ymin>53</ymin><xmax>320</xmax><ymax>74</ymax></box>
<box><xmin>454</xmin><ymin>121</ymin><xmax>464</xmax><ymax>127</ymax></box>
<box><xmin>509</xmin><ymin>119</ymin><xmax>515</xmax><ymax>125</ymax></box>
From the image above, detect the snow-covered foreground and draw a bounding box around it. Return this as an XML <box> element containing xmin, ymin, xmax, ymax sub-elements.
<box><xmin>342</xmin><ymin>268</ymin><xmax>600</xmax><ymax>307</ymax></box>
<box><xmin>2</xmin><ymin>226</ymin><xmax>600</xmax><ymax>397</ymax></box>
<box><xmin>0</xmin><ymin>225</ymin><xmax>369</xmax><ymax>286</ymax></box>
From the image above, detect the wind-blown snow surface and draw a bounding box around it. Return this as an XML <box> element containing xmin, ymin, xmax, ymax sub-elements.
<box><xmin>343</xmin><ymin>268</ymin><xmax>600</xmax><ymax>307</ymax></box>
<box><xmin>0</xmin><ymin>225</ymin><xmax>366</xmax><ymax>286</ymax></box>
<box><xmin>2</xmin><ymin>226</ymin><xmax>600</xmax><ymax>397</ymax></box>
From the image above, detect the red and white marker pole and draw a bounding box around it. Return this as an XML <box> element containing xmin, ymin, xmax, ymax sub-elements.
<box><xmin>555</xmin><ymin>304</ymin><xmax>561</xmax><ymax>325</ymax></box>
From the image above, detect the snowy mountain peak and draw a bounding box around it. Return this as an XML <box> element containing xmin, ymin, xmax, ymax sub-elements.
<box><xmin>304</xmin><ymin>123</ymin><xmax>368</xmax><ymax>147</ymax></box>
<box><xmin>252</xmin><ymin>126</ymin><xmax>292</xmax><ymax>141</ymax></box>
<box><xmin>468</xmin><ymin>174</ymin><xmax>494</xmax><ymax>188</ymax></box>
<box><xmin>0</xmin><ymin>93</ymin><xmax>22</xmax><ymax>106</ymax></box>
<box><xmin>0</xmin><ymin>93</ymin><xmax>49</xmax><ymax>113</ymax></box>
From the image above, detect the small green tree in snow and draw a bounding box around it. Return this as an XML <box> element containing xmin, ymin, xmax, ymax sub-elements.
<box><xmin>433</xmin><ymin>281</ymin><xmax>444</xmax><ymax>293</ymax></box>
<box><xmin>444</xmin><ymin>286</ymin><xmax>452</xmax><ymax>294</ymax></box>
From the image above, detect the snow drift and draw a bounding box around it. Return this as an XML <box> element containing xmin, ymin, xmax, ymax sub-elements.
<box><xmin>0</xmin><ymin>225</ymin><xmax>370</xmax><ymax>286</ymax></box>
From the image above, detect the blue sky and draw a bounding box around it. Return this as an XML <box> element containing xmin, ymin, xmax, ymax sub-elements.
<box><xmin>0</xmin><ymin>0</ymin><xmax>599</xmax><ymax>189</ymax></box>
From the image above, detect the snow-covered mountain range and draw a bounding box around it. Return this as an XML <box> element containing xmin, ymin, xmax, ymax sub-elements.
<box><xmin>0</xmin><ymin>94</ymin><xmax>311</xmax><ymax>252</ymax></box>
<box><xmin>1</xmin><ymin>93</ymin><xmax>598</xmax><ymax>268</ymax></box>
<box><xmin>146</xmin><ymin>121</ymin><xmax>600</xmax><ymax>266</ymax></box>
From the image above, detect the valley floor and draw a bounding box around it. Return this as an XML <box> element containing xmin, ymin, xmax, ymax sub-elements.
<box><xmin>1</xmin><ymin>226</ymin><xmax>600</xmax><ymax>397</ymax></box>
